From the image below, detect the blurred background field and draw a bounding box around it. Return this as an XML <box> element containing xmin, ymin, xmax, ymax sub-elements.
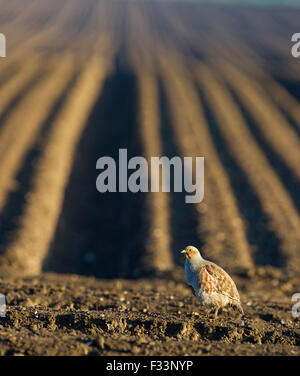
<box><xmin>0</xmin><ymin>0</ymin><xmax>299</xmax><ymax>355</ymax></box>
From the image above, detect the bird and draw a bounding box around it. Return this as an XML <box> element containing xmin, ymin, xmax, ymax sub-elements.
<box><xmin>181</xmin><ymin>245</ymin><xmax>244</xmax><ymax>318</ymax></box>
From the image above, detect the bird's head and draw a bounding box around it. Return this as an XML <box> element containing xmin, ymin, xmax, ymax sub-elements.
<box><xmin>181</xmin><ymin>245</ymin><xmax>202</xmax><ymax>261</ymax></box>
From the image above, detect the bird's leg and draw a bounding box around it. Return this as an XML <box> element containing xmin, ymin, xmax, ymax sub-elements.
<box><xmin>214</xmin><ymin>306</ymin><xmax>220</xmax><ymax>319</ymax></box>
<box><xmin>207</xmin><ymin>307</ymin><xmax>213</xmax><ymax>317</ymax></box>
<box><xmin>188</xmin><ymin>285</ymin><xmax>196</xmax><ymax>296</ymax></box>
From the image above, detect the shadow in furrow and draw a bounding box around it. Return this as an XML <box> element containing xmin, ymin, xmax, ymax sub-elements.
<box><xmin>265</xmin><ymin>77</ymin><xmax>300</xmax><ymax>141</ymax></box>
<box><xmin>229</xmin><ymin>85</ymin><xmax>300</xmax><ymax>216</ymax></box>
<box><xmin>275</xmin><ymin>78</ymin><xmax>300</xmax><ymax>103</ymax></box>
<box><xmin>197</xmin><ymin>86</ymin><xmax>285</xmax><ymax>268</ymax></box>
<box><xmin>158</xmin><ymin>77</ymin><xmax>201</xmax><ymax>266</ymax></box>
<box><xmin>43</xmin><ymin>62</ymin><xmax>147</xmax><ymax>278</ymax></box>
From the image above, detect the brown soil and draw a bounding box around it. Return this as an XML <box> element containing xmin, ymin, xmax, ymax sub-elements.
<box><xmin>0</xmin><ymin>0</ymin><xmax>300</xmax><ymax>355</ymax></box>
<box><xmin>0</xmin><ymin>269</ymin><xmax>299</xmax><ymax>356</ymax></box>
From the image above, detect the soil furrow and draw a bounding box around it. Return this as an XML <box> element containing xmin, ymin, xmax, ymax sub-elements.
<box><xmin>195</xmin><ymin>63</ymin><xmax>300</xmax><ymax>271</ymax></box>
<box><xmin>220</xmin><ymin>63</ymin><xmax>300</xmax><ymax>186</ymax></box>
<box><xmin>158</xmin><ymin>49</ymin><xmax>253</xmax><ymax>273</ymax></box>
<box><xmin>0</xmin><ymin>0</ymin><xmax>299</xmax><ymax>356</ymax></box>
<box><xmin>158</xmin><ymin>78</ymin><xmax>201</xmax><ymax>266</ymax></box>
<box><xmin>43</xmin><ymin>58</ymin><xmax>147</xmax><ymax>279</ymax></box>
<box><xmin>0</xmin><ymin>58</ymin><xmax>44</xmax><ymax>124</ymax></box>
<box><xmin>0</xmin><ymin>70</ymin><xmax>80</xmax><ymax>253</ymax></box>
<box><xmin>136</xmin><ymin>70</ymin><xmax>174</xmax><ymax>273</ymax></box>
<box><xmin>0</xmin><ymin>55</ymin><xmax>75</xmax><ymax>212</ymax></box>
<box><xmin>0</xmin><ymin>56</ymin><xmax>110</xmax><ymax>276</ymax></box>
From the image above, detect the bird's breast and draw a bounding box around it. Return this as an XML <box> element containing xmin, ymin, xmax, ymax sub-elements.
<box><xmin>185</xmin><ymin>261</ymin><xmax>198</xmax><ymax>289</ymax></box>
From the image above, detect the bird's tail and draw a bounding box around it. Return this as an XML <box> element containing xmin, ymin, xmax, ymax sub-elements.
<box><xmin>236</xmin><ymin>302</ymin><xmax>244</xmax><ymax>315</ymax></box>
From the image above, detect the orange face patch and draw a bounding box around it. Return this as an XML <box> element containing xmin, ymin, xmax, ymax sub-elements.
<box><xmin>185</xmin><ymin>246</ymin><xmax>198</xmax><ymax>260</ymax></box>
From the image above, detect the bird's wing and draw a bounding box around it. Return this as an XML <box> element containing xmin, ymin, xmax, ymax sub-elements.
<box><xmin>198</xmin><ymin>263</ymin><xmax>240</xmax><ymax>302</ymax></box>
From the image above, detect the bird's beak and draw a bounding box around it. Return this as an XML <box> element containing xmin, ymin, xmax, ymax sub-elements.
<box><xmin>181</xmin><ymin>250</ymin><xmax>186</xmax><ymax>254</ymax></box>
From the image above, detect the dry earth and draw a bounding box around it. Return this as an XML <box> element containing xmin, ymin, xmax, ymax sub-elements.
<box><xmin>0</xmin><ymin>0</ymin><xmax>299</xmax><ymax>355</ymax></box>
<box><xmin>0</xmin><ymin>269</ymin><xmax>299</xmax><ymax>356</ymax></box>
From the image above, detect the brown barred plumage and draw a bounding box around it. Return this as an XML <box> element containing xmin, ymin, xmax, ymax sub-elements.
<box><xmin>182</xmin><ymin>246</ymin><xmax>244</xmax><ymax>318</ymax></box>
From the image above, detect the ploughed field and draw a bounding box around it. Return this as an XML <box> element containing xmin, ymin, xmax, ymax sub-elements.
<box><xmin>0</xmin><ymin>0</ymin><xmax>299</xmax><ymax>355</ymax></box>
